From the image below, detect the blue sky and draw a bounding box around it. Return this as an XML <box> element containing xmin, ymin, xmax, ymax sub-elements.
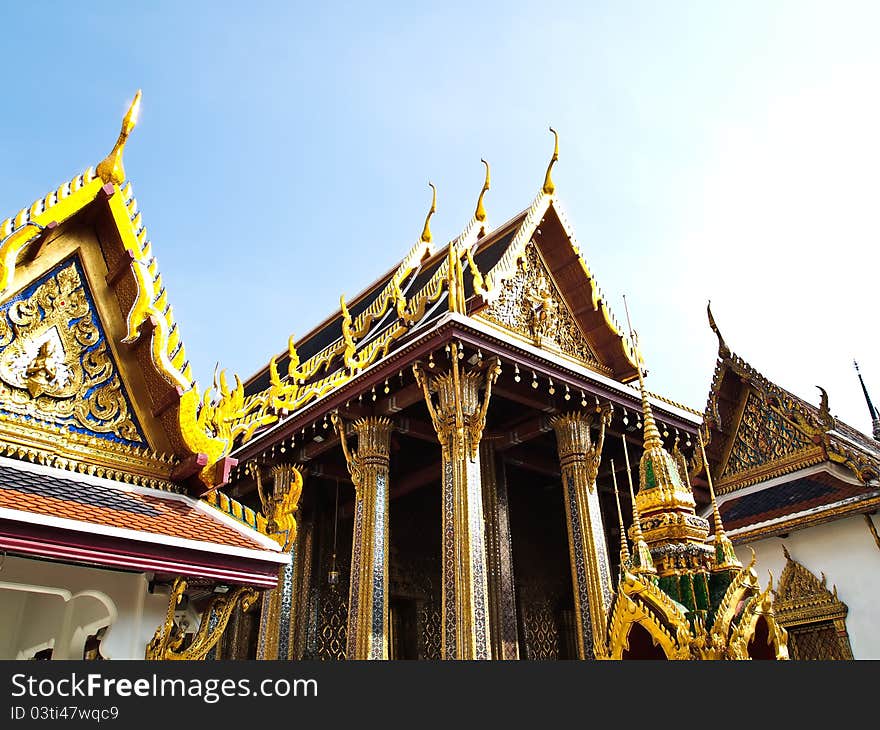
<box><xmin>3</xmin><ymin>1</ymin><xmax>879</xmax><ymax>434</ymax></box>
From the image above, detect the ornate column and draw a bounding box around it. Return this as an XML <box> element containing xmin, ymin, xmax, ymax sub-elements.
<box><xmin>414</xmin><ymin>347</ymin><xmax>501</xmax><ymax>660</ymax></box>
<box><xmin>292</xmin><ymin>512</ymin><xmax>315</xmax><ymax>659</ymax></box>
<box><xmin>551</xmin><ymin>409</ymin><xmax>614</xmax><ymax>659</ymax></box>
<box><xmin>332</xmin><ymin>414</ymin><xmax>393</xmax><ymax>660</ymax></box>
<box><xmin>480</xmin><ymin>441</ymin><xmax>519</xmax><ymax>660</ymax></box>
<box><xmin>251</xmin><ymin>464</ymin><xmax>304</xmax><ymax>661</ymax></box>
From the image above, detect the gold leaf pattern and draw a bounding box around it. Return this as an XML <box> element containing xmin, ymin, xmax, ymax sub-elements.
<box><xmin>0</xmin><ymin>258</ymin><xmax>146</xmax><ymax>447</ymax></box>
<box><xmin>480</xmin><ymin>241</ymin><xmax>600</xmax><ymax>366</ymax></box>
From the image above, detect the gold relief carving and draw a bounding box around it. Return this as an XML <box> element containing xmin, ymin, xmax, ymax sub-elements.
<box><xmin>551</xmin><ymin>409</ymin><xmax>611</xmax><ymax>491</ymax></box>
<box><xmin>603</xmin><ymin>572</ymin><xmax>692</xmax><ymax>660</ymax></box>
<box><xmin>725</xmin><ymin>575</ymin><xmax>790</xmax><ymax>661</ymax></box>
<box><xmin>145</xmin><ymin>577</ymin><xmax>259</xmax><ymax>661</ymax></box>
<box><xmin>245</xmin><ymin>462</ymin><xmax>303</xmax><ymax>549</ymax></box>
<box><xmin>479</xmin><ymin>241</ymin><xmax>600</xmax><ymax>366</ymax></box>
<box><xmin>525</xmin><ymin>273</ymin><xmax>558</xmax><ymax>344</ymax></box>
<box><xmin>602</xmin><ymin>550</ymin><xmax>789</xmax><ymax>660</ymax></box>
<box><xmin>0</xmin><ymin>260</ymin><xmax>145</xmax><ymax>446</ymax></box>
<box><xmin>414</xmin><ymin>349</ymin><xmax>500</xmax><ymax>459</ymax></box>
<box><xmin>772</xmin><ymin>546</ymin><xmax>852</xmax><ymax>662</ymax></box>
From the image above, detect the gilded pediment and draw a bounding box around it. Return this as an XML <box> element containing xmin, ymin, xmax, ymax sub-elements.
<box><xmin>0</xmin><ymin>256</ymin><xmax>146</xmax><ymax>448</ymax></box>
<box><xmin>720</xmin><ymin>390</ymin><xmax>814</xmax><ymax>481</ymax></box>
<box><xmin>477</xmin><ymin>241</ymin><xmax>602</xmax><ymax>369</ymax></box>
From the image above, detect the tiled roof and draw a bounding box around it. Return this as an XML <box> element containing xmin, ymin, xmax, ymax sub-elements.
<box><xmin>718</xmin><ymin>470</ymin><xmax>870</xmax><ymax>531</ymax></box>
<box><xmin>0</xmin><ymin>460</ymin><xmax>267</xmax><ymax>552</ymax></box>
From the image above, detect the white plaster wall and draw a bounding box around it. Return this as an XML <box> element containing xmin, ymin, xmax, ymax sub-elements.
<box><xmin>0</xmin><ymin>591</ymin><xmax>28</xmax><ymax>657</ymax></box>
<box><xmin>0</xmin><ymin>555</ymin><xmax>169</xmax><ymax>660</ymax></box>
<box><xmin>735</xmin><ymin>513</ymin><xmax>880</xmax><ymax>659</ymax></box>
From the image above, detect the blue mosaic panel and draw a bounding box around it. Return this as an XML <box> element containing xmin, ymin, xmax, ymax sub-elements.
<box><xmin>0</xmin><ymin>256</ymin><xmax>147</xmax><ymax>448</ymax></box>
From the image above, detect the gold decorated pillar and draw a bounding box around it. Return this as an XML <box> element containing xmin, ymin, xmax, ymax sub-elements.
<box><xmin>251</xmin><ymin>464</ymin><xmax>304</xmax><ymax>661</ymax></box>
<box><xmin>551</xmin><ymin>410</ymin><xmax>614</xmax><ymax>659</ymax></box>
<box><xmin>480</xmin><ymin>441</ymin><xmax>519</xmax><ymax>660</ymax></box>
<box><xmin>414</xmin><ymin>348</ymin><xmax>500</xmax><ymax>660</ymax></box>
<box><xmin>332</xmin><ymin>414</ymin><xmax>393</xmax><ymax>660</ymax></box>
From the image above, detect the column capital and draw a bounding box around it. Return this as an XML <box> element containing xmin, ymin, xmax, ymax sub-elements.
<box><xmin>551</xmin><ymin>408</ymin><xmax>611</xmax><ymax>481</ymax></box>
<box><xmin>414</xmin><ymin>350</ymin><xmax>500</xmax><ymax>458</ymax></box>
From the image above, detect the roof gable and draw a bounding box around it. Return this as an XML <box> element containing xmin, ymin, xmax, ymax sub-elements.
<box><xmin>0</xmin><ymin>95</ymin><xmax>238</xmax><ymax>489</ymax></box>
<box><xmin>471</xmin><ymin>199</ymin><xmax>637</xmax><ymax>377</ymax></box>
<box><xmin>700</xmin><ymin>307</ymin><xmax>880</xmax><ymax>492</ymax></box>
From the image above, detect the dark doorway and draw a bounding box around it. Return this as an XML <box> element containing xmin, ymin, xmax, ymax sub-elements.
<box><xmin>621</xmin><ymin>623</ymin><xmax>668</xmax><ymax>660</ymax></box>
<box><xmin>389</xmin><ymin>597</ymin><xmax>419</xmax><ymax>659</ymax></box>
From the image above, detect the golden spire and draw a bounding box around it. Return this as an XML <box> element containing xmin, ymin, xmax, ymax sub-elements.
<box><xmin>698</xmin><ymin>428</ymin><xmax>741</xmax><ymax>569</ymax></box>
<box><xmin>475</xmin><ymin>159</ymin><xmax>490</xmax><ymax>222</ymax></box>
<box><xmin>542</xmin><ymin>127</ymin><xmax>559</xmax><ymax>195</ymax></box>
<box><xmin>621</xmin><ymin>432</ymin><xmax>655</xmax><ymax>575</ymax></box>
<box><xmin>622</xmin><ymin>295</ymin><xmax>663</xmax><ymax>451</ymax></box>
<box><xmin>707</xmin><ymin>300</ymin><xmax>730</xmax><ymax>358</ymax></box>
<box><xmin>97</xmin><ymin>90</ymin><xmax>142</xmax><ymax>185</ymax></box>
<box><xmin>420</xmin><ymin>182</ymin><xmax>437</xmax><ymax>244</ymax></box>
<box><xmin>610</xmin><ymin>459</ymin><xmax>631</xmax><ymax>573</ymax></box>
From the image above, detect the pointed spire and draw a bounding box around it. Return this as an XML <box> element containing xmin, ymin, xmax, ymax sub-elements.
<box><xmin>610</xmin><ymin>459</ymin><xmax>631</xmax><ymax>576</ymax></box>
<box><xmin>542</xmin><ymin>127</ymin><xmax>559</xmax><ymax>195</ymax></box>
<box><xmin>706</xmin><ymin>300</ymin><xmax>730</xmax><ymax>358</ymax></box>
<box><xmin>854</xmin><ymin>360</ymin><xmax>880</xmax><ymax>441</ymax></box>
<box><xmin>420</xmin><ymin>182</ymin><xmax>436</xmax><ymax>244</ymax></box>
<box><xmin>475</xmin><ymin>159</ymin><xmax>490</xmax><ymax>223</ymax></box>
<box><xmin>97</xmin><ymin>90</ymin><xmax>142</xmax><ymax>185</ymax></box>
<box><xmin>698</xmin><ymin>428</ymin><xmax>740</xmax><ymax>569</ymax></box>
<box><xmin>621</xmin><ymin>432</ymin><xmax>655</xmax><ymax>576</ymax></box>
<box><xmin>622</xmin><ymin>295</ymin><xmax>662</xmax><ymax>451</ymax></box>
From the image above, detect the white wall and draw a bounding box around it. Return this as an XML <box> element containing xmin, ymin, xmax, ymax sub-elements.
<box><xmin>0</xmin><ymin>555</ymin><xmax>169</xmax><ymax>660</ymax></box>
<box><xmin>735</xmin><ymin>513</ymin><xmax>880</xmax><ymax>659</ymax></box>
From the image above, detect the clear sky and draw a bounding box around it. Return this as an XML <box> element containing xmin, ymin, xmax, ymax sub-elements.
<box><xmin>2</xmin><ymin>1</ymin><xmax>879</xmax><ymax>435</ymax></box>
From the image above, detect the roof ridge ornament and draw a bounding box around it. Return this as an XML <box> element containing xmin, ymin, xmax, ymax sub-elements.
<box><xmin>420</xmin><ymin>182</ymin><xmax>436</xmax><ymax>245</ymax></box>
<box><xmin>97</xmin><ymin>90</ymin><xmax>142</xmax><ymax>185</ymax></box>
<box><xmin>707</xmin><ymin>300</ymin><xmax>730</xmax><ymax>358</ymax></box>
<box><xmin>475</xmin><ymin>159</ymin><xmax>490</xmax><ymax>223</ymax></box>
<box><xmin>817</xmin><ymin>385</ymin><xmax>834</xmax><ymax>430</ymax></box>
<box><xmin>854</xmin><ymin>360</ymin><xmax>880</xmax><ymax>441</ymax></box>
<box><xmin>542</xmin><ymin>127</ymin><xmax>559</xmax><ymax>195</ymax></box>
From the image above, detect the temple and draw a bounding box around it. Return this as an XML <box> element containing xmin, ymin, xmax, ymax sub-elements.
<box><xmin>0</xmin><ymin>94</ymin><xmax>875</xmax><ymax>661</ymax></box>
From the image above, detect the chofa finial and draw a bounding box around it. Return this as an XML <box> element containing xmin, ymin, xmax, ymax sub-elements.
<box><xmin>707</xmin><ymin>300</ymin><xmax>730</xmax><ymax>357</ymax></box>
<box><xmin>543</xmin><ymin>127</ymin><xmax>559</xmax><ymax>195</ymax></box>
<box><xmin>817</xmin><ymin>385</ymin><xmax>833</xmax><ymax>428</ymax></box>
<box><xmin>97</xmin><ymin>90</ymin><xmax>142</xmax><ymax>185</ymax></box>
<box><xmin>420</xmin><ymin>182</ymin><xmax>437</xmax><ymax>244</ymax></box>
<box><xmin>475</xmin><ymin>159</ymin><xmax>490</xmax><ymax>222</ymax></box>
